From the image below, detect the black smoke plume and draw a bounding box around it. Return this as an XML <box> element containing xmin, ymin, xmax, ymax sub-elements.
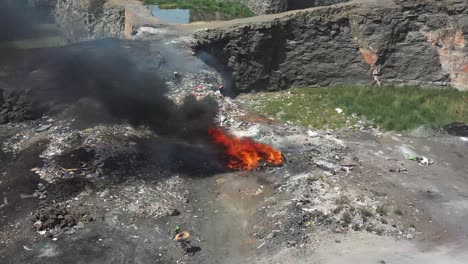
<box><xmin>0</xmin><ymin>1</ymin><xmax>219</xmax><ymax>141</ymax></box>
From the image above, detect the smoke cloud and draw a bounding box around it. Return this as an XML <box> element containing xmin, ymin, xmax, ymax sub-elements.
<box><xmin>0</xmin><ymin>0</ymin><xmax>219</xmax><ymax>142</ymax></box>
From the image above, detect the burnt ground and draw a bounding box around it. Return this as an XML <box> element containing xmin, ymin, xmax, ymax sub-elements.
<box><xmin>1</xmin><ymin>37</ymin><xmax>468</xmax><ymax>264</ymax></box>
<box><xmin>2</xmin><ymin>97</ymin><xmax>468</xmax><ymax>264</ymax></box>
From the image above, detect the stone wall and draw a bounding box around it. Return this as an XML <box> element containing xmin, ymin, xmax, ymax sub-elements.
<box><xmin>193</xmin><ymin>1</ymin><xmax>468</xmax><ymax>93</ymax></box>
<box><xmin>242</xmin><ymin>0</ymin><xmax>288</xmax><ymax>14</ymax></box>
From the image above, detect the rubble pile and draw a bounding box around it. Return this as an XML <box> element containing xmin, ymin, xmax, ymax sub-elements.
<box><xmin>26</xmin><ymin>125</ymin><xmax>151</xmax><ymax>183</ymax></box>
<box><xmin>31</xmin><ymin>203</ymin><xmax>93</xmax><ymax>238</ymax></box>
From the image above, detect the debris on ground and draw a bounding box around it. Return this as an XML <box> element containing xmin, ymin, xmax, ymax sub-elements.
<box><xmin>34</xmin><ymin>124</ymin><xmax>53</xmax><ymax>133</ymax></box>
<box><xmin>406</xmin><ymin>155</ymin><xmax>434</xmax><ymax>166</ymax></box>
<box><xmin>31</xmin><ymin>204</ymin><xmax>93</xmax><ymax>238</ymax></box>
<box><xmin>175</xmin><ymin>231</ymin><xmax>191</xmax><ymax>241</ymax></box>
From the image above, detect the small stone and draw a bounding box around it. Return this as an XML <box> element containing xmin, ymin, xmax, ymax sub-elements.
<box><xmin>76</xmin><ymin>222</ymin><xmax>85</xmax><ymax>229</ymax></box>
<box><xmin>216</xmin><ymin>178</ymin><xmax>226</xmax><ymax>184</ymax></box>
<box><xmin>286</xmin><ymin>240</ymin><xmax>296</xmax><ymax>247</ymax></box>
<box><xmin>37</xmin><ymin>183</ymin><xmax>46</xmax><ymax>191</ymax></box>
<box><xmin>170</xmin><ymin>209</ymin><xmax>180</xmax><ymax>216</ymax></box>
<box><xmin>335</xmin><ymin>239</ymin><xmax>341</xmax><ymax>243</ymax></box>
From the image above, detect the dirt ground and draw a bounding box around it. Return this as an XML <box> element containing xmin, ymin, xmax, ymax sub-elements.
<box><xmin>1</xmin><ymin>94</ymin><xmax>468</xmax><ymax>264</ymax></box>
<box><xmin>1</xmin><ymin>10</ymin><xmax>468</xmax><ymax>263</ymax></box>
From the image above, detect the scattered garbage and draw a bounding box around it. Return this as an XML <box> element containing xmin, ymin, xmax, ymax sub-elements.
<box><xmin>0</xmin><ymin>192</ymin><xmax>8</xmax><ymax>209</ymax></box>
<box><xmin>306</xmin><ymin>130</ymin><xmax>319</xmax><ymax>137</ymax></box>
<box><xmin>34</xmin><ymin>124</ymin><xmax>53</xmax><ymax>133</ymax></box>
<box><xmin>335</xmin><ymin>108</ymin><xmax>343</xmax><ymax>114</ymax></box>
<box><xmin>406</xmin><ymin>155</ymin><xmax>434</xmax><ymax>166</ymax></box>
<box><xmin>23</xmin><ymin>245</ymin><xmax>33</xmax><ymax>251</ymax></box>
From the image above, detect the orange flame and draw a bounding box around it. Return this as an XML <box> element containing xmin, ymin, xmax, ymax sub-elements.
<box><xmin>208</xmin><ymin>127</ymin><xmax>283</xmax><ymax>170</ymax></box>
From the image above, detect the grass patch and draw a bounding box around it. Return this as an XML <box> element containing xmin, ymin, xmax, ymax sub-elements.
<box><xmin>248</xmin><ymin>85</ymin><xmax>468</xmax><ymax>131</ymax></box>
<box><xmin>142</xmin><ymin>0</ymin><xmax>254</xmax><ymax>18</ymax></box>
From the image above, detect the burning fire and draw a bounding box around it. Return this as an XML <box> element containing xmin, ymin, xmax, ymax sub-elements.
<box><xmin>208</xmin><ymin>127</ymin><xmax>283</xmax><ymax>170</ymax></box>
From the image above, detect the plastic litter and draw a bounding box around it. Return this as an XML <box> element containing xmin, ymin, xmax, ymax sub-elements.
<box><xmin>406</xmin><ymin>155</ymin><xmax>434</xmax><ymax>166</ymax></box>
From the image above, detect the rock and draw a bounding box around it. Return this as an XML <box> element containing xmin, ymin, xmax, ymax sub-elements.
<box><xmin>335</xmin><ymin>239</ymin><xmax>341</xmax><ymax>243</ymax></box>
<box><xmin>76</xmin><ymin>222</ymin><xmax>85</xmax><ymax>229</ymax></box>
<box><xmin>243</xmin><ymin>0</ymin><xmax>288</xmax><ymax>14</ymax></box>
<box><xmin>286</xmin><ymin>240</ymin><xmax>297</xmax><ymax>247</ymax></box>
<box><xmin>193</xmin><ymin>0</ymin><xmax>468</xmax><ymax>93</ymax></box>
<box><xmin>170</xmin><ymin>209</ymin><xmax>181</xmax><ymax>216</ymax></box>
<box><xmin>54</xmin><ymin>0</ymin><xmax>125</xmax><ymax>42</ymax></box>
<box><xmin>37</xmin><ymin>183</ymin><xmax>46</xmax><ymax>191</ymax></box>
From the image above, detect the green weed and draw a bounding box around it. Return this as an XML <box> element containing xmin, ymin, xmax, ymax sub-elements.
<box><xmin>248</xmin><ymin>85</ymin><xmax>468</xmax><ymax>131</ymax></box>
